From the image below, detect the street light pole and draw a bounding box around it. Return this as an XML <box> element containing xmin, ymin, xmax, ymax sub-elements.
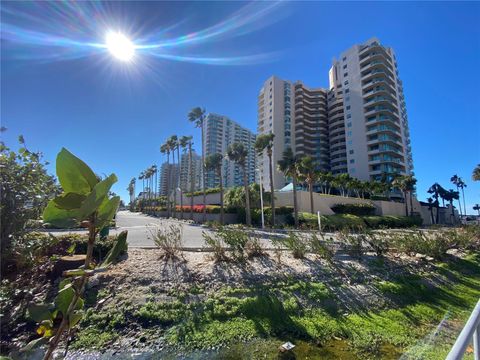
<box><xmin>256</xmin><ymin>169</ymin><xmax>265</xmax><ymax>229</ymax></box>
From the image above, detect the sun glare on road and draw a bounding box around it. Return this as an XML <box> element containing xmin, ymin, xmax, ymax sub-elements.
<box><xmin>106</xmin><ymin>31</ymin><xmax>135</xmax><ymax>62</ymax></box>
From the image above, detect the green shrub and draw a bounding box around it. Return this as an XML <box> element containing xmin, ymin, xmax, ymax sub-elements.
<box><xmin>218</xmin><ymin>227</ymin><xmax>249</xmax><ymax>260</ymax></box>
<box><xmin>309</xmin><ymin>233</ymin><xmax>334</xmax><ymax>262</ymax></box>
<box><xmin>282</xmin><ymin>232</ymin><xmax>308</xmax><ymax>259</ymax></box>
<box><xmin>184</xmin><ymin>187</ymin><xmax>221</xmax><ymax>197</ymax></box>
<box><xmin>362</xmin><ymin>215</ymin><xmax>422</xmax><ymax>229</ymax></box>
<box><xmin>338</xmin><ymin>229</ymin><xmax>364</xmax><ymax>258</ymax></box>
<box><xmin>391</xmin><ymin>230</ymin><xmax>454</xmax><ymax>259</ymax></box>
<box><xmin>361</xmin><ymin>231</ymin><xmax>389</xmax><ymax>257</ymax></box>
<box><xmin>331</xmin><ymin>203</ymin><xmax>376</xmax><ymax>216</ymax></box>
<box><xmin>202</xmin><ymin>231</ymin><xmax>227</xmax><ymax>261</ymax></box>
<box><xmin>149</xmin><ymin>222</ymin><xmax>183</xmax><ymax>260</ymax></box>
<box><xmin>322</xmin><ymin>214</ymin><xmax>366</xmax><ymax>232</ymax></box>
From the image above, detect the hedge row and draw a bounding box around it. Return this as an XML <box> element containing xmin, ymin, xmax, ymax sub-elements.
<box><xmin>288</xmin><ymin>212</ymin><xmax>422</xmax><ymax>231</ymax></box>
<box><xmin>331</xmin><ymin>203</ymin><xmax>376</xmax><ymax>216</ymax></box>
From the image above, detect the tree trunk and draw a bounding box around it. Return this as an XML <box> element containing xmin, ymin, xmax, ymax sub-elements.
<box><xmin>268</xmin><ymin>151</ymin><xmax>275</xmax><ymax>228</ymax></box>
<box><xmin>201</xmin><ymin>123</ymin><xmax>206</xmax><ymax>222</ymax></box>
<box><xmin>456</xmin><ymin>185</ymin><xmax>463</xmax><ymax>218</ymax></box>
<box><xmin>461</xmin><ymin>187</ymin><xmax>466</xmax><ymax>219</ymax></box>
<box><xmin>404</xmin><ymin>190</ymin><xmax>408</xmax><ymax>217</ymax></box>
<box><xmin>166</xmin><ymin>153</ymin><xmax>170</xmax><ymax>217</ymax></box>
<box><xmin>435</xmin><ymin>201</ymin><xmax>440</xmax><ymax>224</ymax></box>
<box><xmin>219</xmin><ymin>168</ymin><xmax>224</xmax><ymax>225</ymax></box>
<box><xmin>430</xmin><ymin>208</ymin><xmax>434</xmax><ymax>224</ymax></box>
<box><xmin>293</xmin><ymin>176</ymin><xmax>299</xmax><ymax>228</ymax></box>
<box><xmin>243</xmin><ymin>165</ymin><xmax>251</xmax><ymax>226</ymax></box>
<box><xmin>309</xmin><ymin>180</ymin><xmax>314</xmax><ymax>214</ymax></box>
<box><xmin>172</xmin><ymin>150</ymin><xmax>176</xmax><ymax>218</ymax></box>
<box><xmin>177</xmin><ymin>145</ymin><xmax>182</xmax><ymax>219</ymax></box>
<box><xmin>409</xmin><ymin>191</ymin><xmax>414</xmax><ymax>216</ymax></box>
<box><xmin>189</xmin><ymin>144</ymin><xmax>194</xmax><ymax>220</ymax></box>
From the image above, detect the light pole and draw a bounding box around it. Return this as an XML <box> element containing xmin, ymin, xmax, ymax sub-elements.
<box><xmin>256</xmin><ymin>168</ymin><xmax>265</xmax><ymax>229</ymax></box>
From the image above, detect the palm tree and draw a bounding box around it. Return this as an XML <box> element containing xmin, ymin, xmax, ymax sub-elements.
<box><xmin>473</xmin><ymin>204</ymin><xmax>480</xmax><ymax>216</ymax></box>
<box><xmin>227</xmin><ymin>142</ymin><xmax>251</xmax><ymax>226</ymax></box>
<box><xmin>160</xmin><ymin>142</ymin><xmax>171</xmax><ymax>216</ymax></box>
<box><xmin>392</xmin><ymin>175</ymin><xmax>412</xmax><ymax>216</ymax></box>
<box><xmin>179</xmin><ymin>136</ymin><xmax>192</xmax><ymax>219</ymax></box>
<box><xmin>188</xmin><ymin>107</ymin><xmax>207</xmax><ymax>222</ymax></box>
<box><xmin>443</xmin><ymin>189</ymin><xmax>459</xmax><ymax>223</ymax></box>
<box><xmin>317</xmin><ymin>171</ymin><xmax>334</xmax><ymax>194</ymax></box>
<box><xmin>205</xmin><ymin>153</ymin><xmax>225</xmax><ymax>225</ymax></box>
<box><xmin>255</xmin><ymin>133</ymin><xmax>276</xmax><ymax>226</ymax></box>
<box><xmin>277</xmin><ymin>148</ymin><xmax>299</xmax><ymax>228</ymax></box>
<box><xmin>167</xmin><ymin>136</ymin><xmax>178</xmax><ymax>216</ymax></box>
<box><xmin>404</xmin><ymin>175</ymin><xmax>417</xmax><ymax>216</ymax></box>
<box><xmin>428</xmin><ymin>183</ymin><xmax>446</xmax><ymax>224</ymax></box>
<box><xmin>451</xmin><ymin>175</ymin><xmax>467</xmax><ymax>218</ymax></box>
<box><xmin>332</xmin><ymin>173</ymin><xmax>351</xmax><ymax>197</ymax></box>
<box><xmin>473</xmin><ymin>164</ymin><xmax>480</xmax><ymax>181</ymax></box>
<box><xmin>127</xmin><ymin>177</ymin><xmax>136</xmax><ymax>211</ymax></box>
<box><xmin>297</xmin><ymin>156</ymin><xmax>316</xmax><ymax>214</ymax></box>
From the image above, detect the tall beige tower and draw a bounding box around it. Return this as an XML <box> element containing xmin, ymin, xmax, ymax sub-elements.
<box><xmin>257</xmin><ymin>38</ymin><xmax>414</xmax><ymax>190</ymax></box>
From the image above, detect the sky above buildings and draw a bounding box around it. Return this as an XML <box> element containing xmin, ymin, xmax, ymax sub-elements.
<box><xmin>2</xmin><ymin>1</ymin><xmax>479</xmax><ymax>211</ymax></box>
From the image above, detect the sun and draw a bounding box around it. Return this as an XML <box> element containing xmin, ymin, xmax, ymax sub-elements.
<box><xmin>105</xmin><ymin>31</ymin><xmax>135</xmax><ymax>62</ymax></box>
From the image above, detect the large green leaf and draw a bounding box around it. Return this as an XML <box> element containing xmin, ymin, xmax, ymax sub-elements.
<box><xmin>27</xmin><ymin>304</ymin><xmax>52</xmax><ymax>322</ymax></box>
<box><xmin>52</xmin><ymin>192</ymin><xmax>86</xmax><ymax>210</ymax></box>
<box><xmin>56</xmin><ymin>148</ymin><xmax>98</xmax><ymax>195</ymax></box>
<box><xmin>100</xmin><ymin>231</ymin><xmax>128</xmax><ymax>268</ymax></box>
<box><xmin>78</xmin><ymin>174</ymin><xmax>117</xmax><ymax>219</ymax></box>
<box><xmin>43</xmin><ymin>200</ymin><xmax>79</xmax><ymax>228</ymax></box>
<box><xmin>55</xmin><ymin>283</ymin><xmax>75</xmax><ymax>316</ymax></box>
<box><xmin>97</xmin><ymin>196</ymin><xmax>120</xmax><ymax>229</ymax></box>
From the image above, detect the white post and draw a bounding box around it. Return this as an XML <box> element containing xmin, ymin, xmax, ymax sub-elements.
<box><xmin>317</xmin><ymin>210</ymin><xmax>322</xmax><ymax>233</ymax></box>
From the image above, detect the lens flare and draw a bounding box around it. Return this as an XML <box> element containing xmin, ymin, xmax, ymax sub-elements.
<box><xmin>106</xmin><ymin>31</ymin><xmax>135</xmax><ymax>62</ymax></box>
<box><xmin>1</xmin><ymin>1</ymin><xmax>287</xmax><ymax>75</ymax></box>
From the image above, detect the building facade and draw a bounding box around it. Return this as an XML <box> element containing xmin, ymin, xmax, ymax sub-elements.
<box><xmin>158</xmin><ymin>163</ymin><xmax>179</xmax><ymax>196</ymax></box>
<box><xmin>179</xmin><ymin>151</ymin><xmax>202</xmax><ymax>193</ymax></box>
<box><xmin>204</xmin><ymin>113</ymin><xmax>256</xmax><ymax>189</ymax></box>
<box><xmin>257</xmin><ymin>38</ymin><xmax>414</xmax><ymax>189</ymax></box>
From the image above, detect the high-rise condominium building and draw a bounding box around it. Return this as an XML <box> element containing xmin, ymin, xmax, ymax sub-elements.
<box><xmin>204</xmin><ymin>113</ymin><xmax>256</xmax><ymax>189</ymax></box>
<box><xmin>158</xmin><ymin>163</ymin><xmax>179</xmax><ymax>196</ymax></box>
<box><xmin>257</xmin><ymin>37</ymin><xmax>413</xmax><ymax>189</ymax></box>
<box><xmin>179</xmin><ymin>151</ymin><xmax>202</xmax><ymax>192</ymax></box>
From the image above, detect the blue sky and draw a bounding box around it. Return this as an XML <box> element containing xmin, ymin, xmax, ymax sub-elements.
<box><xmin>2</xmin><ymin>1</ymin><xmax>479</xmax><ymax>212</ymax></box>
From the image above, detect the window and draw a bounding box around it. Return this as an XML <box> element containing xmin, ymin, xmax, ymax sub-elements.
<box><xmin>348</xmin><ymin>131</ymin><xmax>352</xmax><ymax>136</ymax></box>
<box><xmin>349</xmin><ymin>149</ymin><xmax>354</xmax><ymax>154</ymax></box>
<box><xmin>344</xmin><ymin>72</ymin><xmax>348</xmax><ymax>77</ymax></box>
<box><xmin>343</xmin><ymin>56</ymin><xmax>347</xmax><ymax>61</ymax></box>
<box><xmin>269</xmin><ymin>95</ymin><xmax>272</xmax><ymax>99</ymax></box>
<box><xmin>270</xmin><ymin>81</ymin><xmax>272</xmax><ymax>85</ymax></box>
<box><xmin>343</xmin><ymin>64</ymin><xmax>347</xmax><ymax>69</ymax></box>
<box><xmin>269</xmin><ymin>102</ymin><xmax>272</xmax><ymax>106</ymax></box>
<box><xmin>347</xmin><ymin>114</ymin><xmax>352</xmax><ymax>119</ymax></box>
<box><xmin>346</xmin><ymin>105</ymin><xmax>351</xmax><ymax>110</ymax></box>
<box><xmin>344</xmin><ymin>80</ymin><xmax>349</xmax><ymax>85</ymax></box>
<box><xmin>345</xmin><ymin>89</ymin><xmax>350</xmax><ymax>94</ymax></box>
<box><xmin>350</xmin><ymin>159</ymin><xmax>355</xmax><ymax>164</ymax></box>
<box><xmin>348</xmin><ymin>140</ymin><xmax>353</xmax><ymax>145</ymax></box>
<box><xmin>347</xmin><ymin>122</ymin><xmax>352</xmax><ymax>127</ymax></box>
<box><xmin>345</xmin><ymin>96</ymin><xmax>350</xmax><ymax>102</ymax></box>
<box><xmin>350</xmin><ymin>168</ymin><xmax>356</xmax><ymax>173</ymax></box>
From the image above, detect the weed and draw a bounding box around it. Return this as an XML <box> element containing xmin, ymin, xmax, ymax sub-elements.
<box><xmin>149</xmin><ymin>222</ymin><xmax>184</xmax><ymax>260</ymax></box>
<box><xmin>309</xmin><ymin>233</ymin><xmax>334</xmax><ymax>262</ymax></box>
<box><xmin>282</xmin><ymin>231</ymin><xmax>308</xmax><ymax>259</ymax></box>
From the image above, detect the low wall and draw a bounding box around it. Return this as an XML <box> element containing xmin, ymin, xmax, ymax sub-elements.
<box><xmin>175</xmin><ymin>192</ymin><xmax>221</xmax><ymax>206</ymax></box>
<box><xmin>155</xmin><ymin>211</ymin><xmax>237</xmax><ymax>224</ymax></box>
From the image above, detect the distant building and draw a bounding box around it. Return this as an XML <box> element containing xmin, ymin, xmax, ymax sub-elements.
<box><xmin>179</xmin><ymin>151</ymin><xmax>202</xmax><ymax>192</ymax></box>
<box><xmin>159</xmin><ymin>163</ymin><xmax>179</xmax><ymax>196</ymax></box>
<box><xmin>203</xmin><ymin>113</ymin><xmax>256</xmax><ymax>189</ymax></box>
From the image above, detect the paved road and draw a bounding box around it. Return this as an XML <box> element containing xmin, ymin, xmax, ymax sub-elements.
<box><xmin>115</xmin><ymin>211</ymin><xmax>208</xmax><ymax>247</ymax></box>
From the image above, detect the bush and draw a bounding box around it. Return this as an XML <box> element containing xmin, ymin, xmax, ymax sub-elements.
<box><xmin>282</xmin><ymin>232</ymin><xmax>308</xmax><ymax>259</ymax></box>
<box><xmin>322</xmin><ymin>214</ymin><xmax>366</xmax><ymax>232</ymax></box>
<box><xmin>218</xmin><ymin>227</ymin><xmax>249</xmax><ymax>260</ymax></box>
<box><xmin>361</xmin><ymin>231</ymin><xmax>389</xmax><ymax>257</ymax></box>
<box><xmin>331</xmin><ymin>203</ymin><xmax>376</xmax><ymax>216</ymax></box>
<box><xmin>184</xmin><ymin>188</ymin><xmax>221</xmax><ymax>197</ymax></box>
<box><xmin>309</xmin><ymin>233</ymin><xmax>334</xmax><ymax>262</ymax></box>
<box><xmin>363</xmin><ymin>215</ymin><xmax>422</xmax><ymax>229</ymax></box>
<box><xmin>391</xmin><ymin>230</ymin><xmax>454</xmax><ymax>259</ymax></box>
<box><xmin>337</xmin><ymin>229</ymin><xmax>364</xmax><ymax>258</ymax></box>
<box><xmin>245</xmin><ymin>233</ymin><xmax>264</xmax><ymax>258</ymax></box>
<box><xmin>149</xmin><ymin>222</ymin><xmax>183</xmax><ymax>259</ymax></box>
<box><xmin>202</xmin><ymin>231</ymin><xmax>227</xmax><ymax>261</ymax></box>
